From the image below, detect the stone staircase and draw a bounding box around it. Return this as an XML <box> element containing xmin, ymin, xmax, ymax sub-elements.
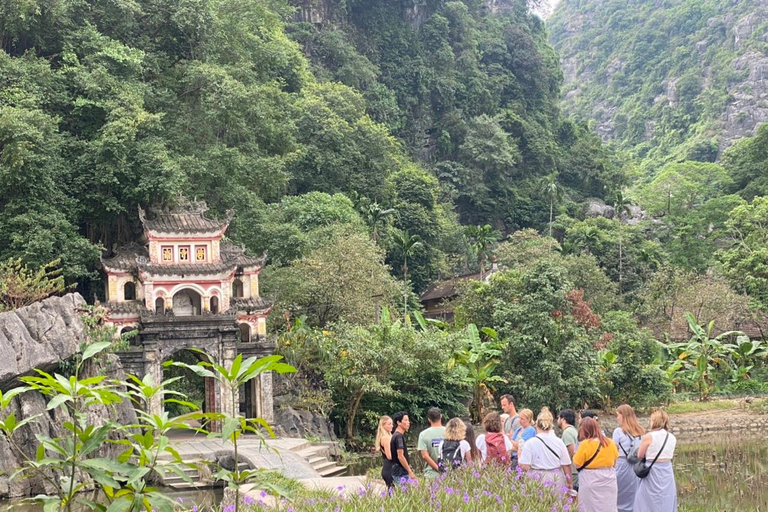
<box><xmin>160</xmin><ymin>440</ymin><xmax>347</xmax><ymax>489</ymax></box>
<box><xmin>295</xmin><ymin>443</ymin><xmax>347</xmax><ymax>478</ymax></box>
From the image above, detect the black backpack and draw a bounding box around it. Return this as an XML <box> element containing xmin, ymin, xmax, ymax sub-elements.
<box><xmin>438</xmin><ymin>440</ymin><xmax>463</xmax><ymax>471</ymax></box>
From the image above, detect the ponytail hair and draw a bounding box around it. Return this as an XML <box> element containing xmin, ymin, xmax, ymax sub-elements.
<box><xmin>535</xmin><ymin>407</ymin><xmax>555</xmax><ymax>431</ymax></box>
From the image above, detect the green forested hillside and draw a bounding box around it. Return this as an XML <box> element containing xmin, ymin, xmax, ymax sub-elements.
<box><xmin>0</xmin><ymin>0</ymin><xmax>616</xmax><ymax>295</ymax></box>
<box><xmin>549</xmin><ymin>0</ymin><xmax>768</xmax><ymax>173</ymax></box>
<box><xmin>2</xmin><ymin>0</ymin><xmax>768</xmax><ymax>455</ymax></box>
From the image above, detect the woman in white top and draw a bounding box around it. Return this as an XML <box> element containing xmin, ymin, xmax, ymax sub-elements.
<box><xmin>518</xmin><ymin>407</ymin><xmax>574</xmax><ymax>492</ymax></box>
<box><xmin>437</xmin><ymin>417</ymin><xmax>473</xmax><ymax>469</ymax></box>
<box><xmin>633</xmin><ymin>410</ymin><xmax>678</xmax><ymax>512</ymax></box>
<box><xmin>475</xmin><ymin>412</ymin><xmax>514</xmax><ymax>462</ymax></box>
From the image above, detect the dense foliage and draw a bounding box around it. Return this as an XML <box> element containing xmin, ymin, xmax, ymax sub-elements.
<box><xmin>549</xmin><ymin>0</ymin><xmax>758</xmax><ymax>172</ymax></box>
<box><xmin>2</xmin><ymin>0</ymin><xmax>768</xmax><ymax>448</ymax></box>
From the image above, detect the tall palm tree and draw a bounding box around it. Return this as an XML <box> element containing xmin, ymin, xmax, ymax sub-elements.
<box><xmin>465</xmin><ymin>224</ymin><xmax>501</xmax><ymax>279</ymax></box>
<box><xmin>364</xmin><ymin>202</ymin><xmax>396</xmax><ymax>244</ymax></box>
<box><xmin>540</xmin><ymin>173</ymin><xmax>561</xmax><ymax>237</ymax></box>
<box><xmin>391</xmin><ymin>228</ymin><xmax>424</xmax><ymax>283</ymax></box>
<box><xmin>391</xmin><ymin>228</ymin><xmax>424</xmax><ymax>316</ymax></box>
<box><xmin>613</xmin><ymin>191</ymin><xmax>633</xmax><ymax>294</ymax></box>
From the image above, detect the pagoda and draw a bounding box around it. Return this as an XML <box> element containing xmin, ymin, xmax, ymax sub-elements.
<box><xmin>100</xmin><ymin>199</ymin><xmax>275</xmax><ymax>425</ymax></box>
<box><xmin>101</xmin><ymin>200</ymin><xmax>271</xmax><ymax>340</ymax></box>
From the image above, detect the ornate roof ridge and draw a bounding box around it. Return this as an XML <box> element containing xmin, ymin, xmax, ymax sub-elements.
<box><xmin>101</xmin><ymin>243</ymin><xmax>149</xmax><ymax>272</ymax></box>
<box><xmin>138</xmin><ymin>198</ymin><xmax>235</xmax><ymax>234</ymax></box>
<box><xmin>220</xmin><ymin>240</ymin><xmax>267</xmax><ymax>268</ymax></box>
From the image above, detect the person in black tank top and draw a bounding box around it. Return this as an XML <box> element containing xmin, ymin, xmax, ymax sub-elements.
<box><xmin>376</xmin><ymin>415</ymin><xmax>394</xmax><ymax>487</ymax></box>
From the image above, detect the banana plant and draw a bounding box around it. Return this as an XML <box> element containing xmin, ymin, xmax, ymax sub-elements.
<box><xmin>449</xmin><ymin>324</ymin><xmax>506</xmax><ymax>423</ymax></box>
<box><xmin>662</xmin><ymin>313</ymin><xmax>744</xmax><ymax>400</ymax></box>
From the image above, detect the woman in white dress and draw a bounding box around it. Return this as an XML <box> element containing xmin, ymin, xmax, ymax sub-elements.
<box><xmin>518</xmin><ymin>407</ymin><xmax>574</xmax><ymax>491</ymax></box>
<box><xmin>633</xmin><ymin>410</ymin><xmax>678</xmax><ymax>512</ymax></box>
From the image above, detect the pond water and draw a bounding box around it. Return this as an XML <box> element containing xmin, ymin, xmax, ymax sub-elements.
<box><xmin>347</xmin><ymin>434</ymin><xmax>768</xmax><ymax>512</ymax></box>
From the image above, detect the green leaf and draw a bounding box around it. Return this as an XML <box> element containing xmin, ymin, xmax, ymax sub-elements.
<box><xmin>80</xmin><ymin>458</ymin><xmax>133</xmax><ymax>474</ymax></box>
<box><xmin>105</xmin><ymin>497</ymin><xmax>131</xmax><ymax>512</ymax></box>
<box><xmin>46</xmin><ymin>394</ymin><xmax>72</xmax><ymax>411</ymax></box>
<box><xmin>82</xmin><ymin>341</ymin><xmax>112</xmax><ymax>362</ymax></box>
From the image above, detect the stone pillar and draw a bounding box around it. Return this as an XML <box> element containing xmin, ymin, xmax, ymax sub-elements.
<box><xmin>218</xmin><ymin>340</ymin><xmax>239</xmax><ymax>420</ymax></box>
<box><xmin>259</xmin><ymin>372</ymin><xmax>274</xmax><ymax>424</ymax></box>
<box><xmin>249</xmin><ymin>274</ymin><xmax>260</xmax><ymax>298</ymax></box>
<box><xmin>143</xmin><ymin>343</ymin><xmax>163</xmax><ymax>419</ymax></box>
<box><xmin>107</xmin><ymin>275</ymin><xmax>118</xmax><ymax>302</ymax></box>
<box><xmin>203</xmin><ymin>295</ymin><xmax>210</xmax><ymax>313</ymax></box>
<box><xmin>257</xmin><ymin>317</ymin><xmax>267</xmax><ymax>340</ymax></box>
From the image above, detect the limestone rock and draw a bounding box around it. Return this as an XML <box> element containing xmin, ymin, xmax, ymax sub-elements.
<box><xmin>0</xmin><ymin>294</ymin><xmax>138</xmax><ymax>498</ymax></box>
<box><xmin>0</xmin><ymin>293</ymin><xmax>87</xmax><ymax>388</ymax></box>
<box><xmin>273</xmin><ymin>406</ymin><xmax>337</xmax><ymax>442</ymax></box>
<box><xmin>585</xmin><ymin>199</ymin><xmax>615</xmax><ymax>219</ymax></box>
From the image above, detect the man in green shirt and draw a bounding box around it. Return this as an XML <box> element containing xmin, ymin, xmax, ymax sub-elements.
<box><xmin>417</xmin><ymin>407</ymin><xmax>445</xmax><ymax>479</ymax></box>
<box><xmin>558</xmin><ymin>408</ymin><xmax>579</xmax><ymax>490</ymax></box>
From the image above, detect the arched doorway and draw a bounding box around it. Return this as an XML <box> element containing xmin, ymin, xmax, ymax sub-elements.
<box><xmin>155</xmin><ymin>297</ymin><xmax>165</xmax><ymax>315</ymax></box>
<box><xmin>210</xmin><ymin>296</ymin><xmax>219</xmax><ymax>314</ymax></box>
<box><xmin>121</xmin><ymin>326</ymin><xmax>139</xmax><ymax>346</ymax></box>
<box><xmin>232</xmin><ymin>279</ymin><xmax>244</xmax><ymax>298</ymax></box>
<box><xmin>173</xmin><ymin>289</ymin><xmax>202</xmax><ymax>316</ymax></box>
<box><xmin>162</xmin><ymin>349</ymin><xmax>214</xmax><ymax>420</ymax></box>
<box><xmin>124</xmin><ymin>282</ymin><xmax>136</xmax><ymax>301</ymax></box>
<box><xmin>239</xmin><ymin>323</ymin><xmax>251</xmax><ymax>342</ymax></box>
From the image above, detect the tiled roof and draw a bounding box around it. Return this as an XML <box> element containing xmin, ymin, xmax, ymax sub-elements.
<box><xmin>138</xmin><ymin>201</ymin><xmax>233</xmax><ymax>234</ymax></box>
<box><xmin>220</xmin><ymin>241</ymin><xmax>267</xmax><ymax>268</ymax></box>
<box><xmin>137</xmin><ymin>259</ymin><xmax>236</xmax><ymax>275</ymax></box>
<box><xmin>419</xmin><ymin>271</ymin><xmax>485</xmax><ymax>302</ymax></box>
<box><xmin>101</xmin><ymin>243</ymin><xmax>148</xmax><ymax>272</ymax></box>
<box><xmin>228</xmin><ymin>297</ymin><xmax>273</xmax><ymax>314</ymax></box>
<box><xmin>104</xmin><ymin>300</ymin><xmax>148</xmax><ymax>315</ymax></box>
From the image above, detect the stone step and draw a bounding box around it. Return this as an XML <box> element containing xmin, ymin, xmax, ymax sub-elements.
<box><xmin>317</xmin><ymin>465</ymin><xmax>348</xmax><ymax>478</ymax></box>
<box><xmin>296</xmin><ymin>445</ymin><xmax>331</xmax><ymax>460</ymax></box>
<box><xmin>295</xmin><ymin>442</ymin><xmax>347</xmax><ymax>479</ymax></box>
<box><xmin>311</xmin><ymin>460</ymin><xmax>340</xmax><ymax>473</ymax></box>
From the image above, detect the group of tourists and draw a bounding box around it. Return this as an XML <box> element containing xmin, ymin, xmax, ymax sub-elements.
<box><xmin>374</xmin><ymin>395</ymin><xmax>678</xmax><ymax>512</ymax></box>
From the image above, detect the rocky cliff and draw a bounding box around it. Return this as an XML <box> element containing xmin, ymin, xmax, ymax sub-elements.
<box><xmin>549</xmin><ymin>0</ymin><xmax>768</xmax><ymax>166</ymax></box>
<box><xmin>0</xmin><ymin>294</ymin><xmax>137</xmax><ymax>498</ymax></box>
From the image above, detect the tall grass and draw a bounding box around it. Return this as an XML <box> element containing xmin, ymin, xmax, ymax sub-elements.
<box><xmin>677</xmin><ymin>436</ymin><xmax>768</xmax><ymax>512</ymax></box>
<box><xmin>247</xmin><ymin>465</ymin><xmax>576</xmax><ymax>512</ymax></box>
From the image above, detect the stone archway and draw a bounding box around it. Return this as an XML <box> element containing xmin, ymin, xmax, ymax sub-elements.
<box><xmin>119</xmin><ymin>315</ymin><xmax>275</xmax><ymax>431</ymax></box>
<box><xmin>239</xmin><ymin>323</ymin><xmax>251</xmax><ymax>342</ymax></box>
<box><xmin>162</xmin><ymin>349</ymin><xmax>215</xmax><ymax>420</ymax></box>
<box><xmin>173</xmin><ymin>289</ymin><xmax>202</xmax><ymax>316</ymax></box>
<box><xmin>210</xmin><ymin>296</ymin><xmax>219</xmax><ymax>314</ymax></box>
<box><xmin>232</xmin><ymin>278</ymin><xmax>244</xmax><ymax>298</ymax></box>
<box><xmin>155</xmin><ymin>297</ymin><xmax>165</xmax><ymax>315</ymax></box>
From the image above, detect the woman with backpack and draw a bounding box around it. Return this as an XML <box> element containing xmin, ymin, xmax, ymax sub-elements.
<box><xmin>613</xmin><ymin>405</ymin><xmax>644</xmax><ymax>512</ymax></box>
<box><xmin>518</xmin><ymin>408</ymin><xmax>573</xmax><ymax>490</ymax></box>
<box><xmin>574</xmin><ymin>417</ymin><xmax>619</xmax><ymax>512</ymax></box>
<box><xmin>437</xmin><ymin>417</ymin><xmax>473</xmax><ymax>470</ymax></box>
<box><xmin>476</xmin><ymin>411</ymin><xmax>513</xmax><ymax>463</ymax></box>
<box><xmin>633</xmin><ymin>410</ymin><xmax>678</xmax><ymax>512</ymax></box>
